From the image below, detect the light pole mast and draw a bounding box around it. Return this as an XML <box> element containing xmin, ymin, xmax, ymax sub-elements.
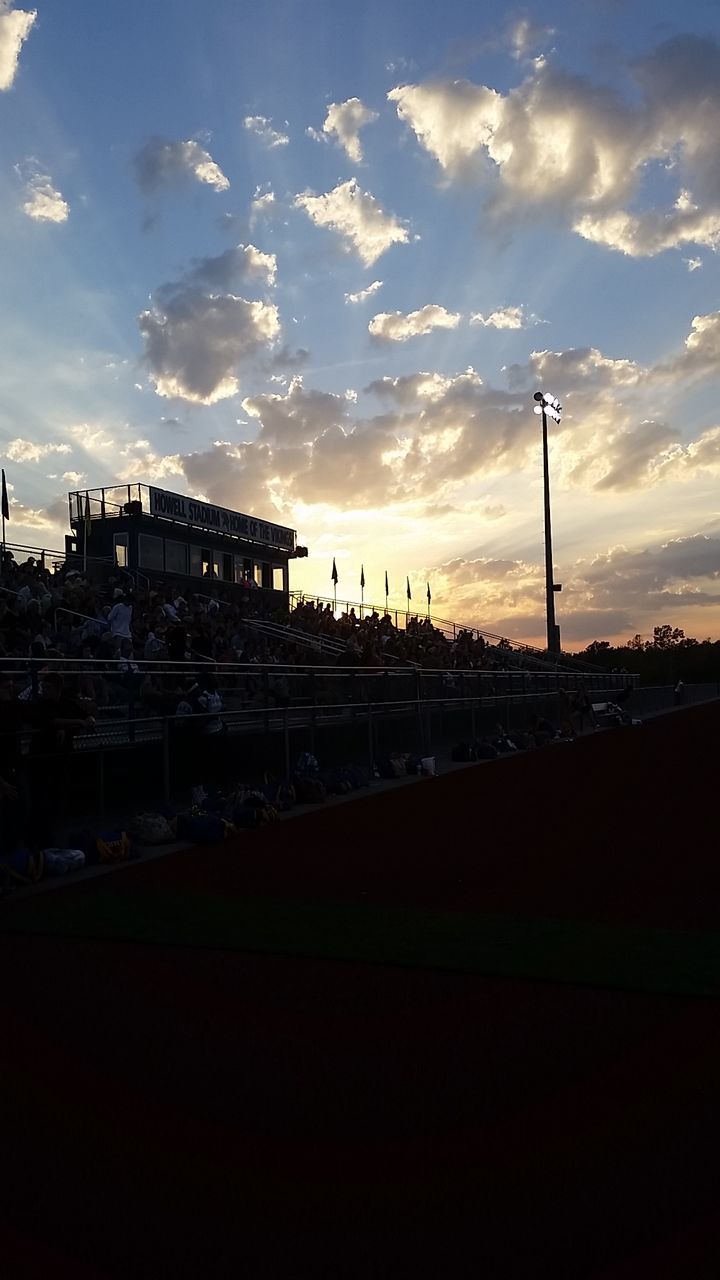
<box><xmin>533</xmin><ymin>391</ymin><xmax>563</xmax><ymax>655</ymax></box>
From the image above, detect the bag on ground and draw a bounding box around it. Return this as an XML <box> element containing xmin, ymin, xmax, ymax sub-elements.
<box><xmin>0</xmin><ymin>847</ymin><xmax>45</xmax><ymax>888</ymax></box>
<box><xmin>42</xmin><ymin>848</ymin><xmax>86</xmax><ymax>876</ymax></box>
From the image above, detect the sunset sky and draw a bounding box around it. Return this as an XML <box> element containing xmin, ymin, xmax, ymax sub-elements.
<box><xmin>2</xmin><ymin>0</ymin><xmax>720</xmax><ymax>647</ymax></box>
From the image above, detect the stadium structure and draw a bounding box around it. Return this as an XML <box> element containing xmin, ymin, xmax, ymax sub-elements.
<box><xmin>66</xmin><ymin>482</ymin><xmax>308</xmax><ymax>605</ymax></box>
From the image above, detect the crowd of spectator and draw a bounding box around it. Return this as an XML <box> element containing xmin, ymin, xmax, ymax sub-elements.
<box><xmin>0</xmin><ymin>548</ymin><xmax>531</xmax><ymax>684</ymax></box>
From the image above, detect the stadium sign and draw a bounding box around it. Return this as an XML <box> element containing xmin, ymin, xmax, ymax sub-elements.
<box><xmin>148</xmin><ymin>486</ymin><xmax>295</xmax><ymax>551</ymax></box>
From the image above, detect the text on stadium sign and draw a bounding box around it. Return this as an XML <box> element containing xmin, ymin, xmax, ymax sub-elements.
<box><xmin>148</xmin><ymin>486</ymin><xmax>295</xmax><ymax>550</ymax></box>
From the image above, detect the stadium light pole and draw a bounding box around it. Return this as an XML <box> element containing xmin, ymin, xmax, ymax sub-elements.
<box><xmin>533</xmin><ymin>391</ymin><xmax>563</xmax><ymax>655</ymax></box>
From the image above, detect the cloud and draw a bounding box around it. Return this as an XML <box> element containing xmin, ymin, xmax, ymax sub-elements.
<box><xmin>593</xmin><ymin>420</ymin><xmax>681</xmax><ymax>491</ymax></box>
<box><xmin>574</xmin><ymin>196</ymin><xmax>720</xmax><ymax>256</ymax></box>
<box><xmin>184</xmin><ymin>243</ymin><xmax>277</xmax><ymax>289</ymax></box>
<box><xmin>440</xmin><ymin>555</ymin><xmax>529</xmax><ymax>583</ymax></box>
<box><xmin>250</xmin><ymin>187</ymin><xmax>276</xmax><ymax>226</ymax></box>
<box><xmin>315</xmin><ymin>97</ymin><xmax>379</xmax><ymax>162</ymax></box>
<box><xmin>368</xmin><ymin>305</ymin><xmax>461</xmax><ymax>342</ymax></box>
<box><xmin>243</xmin><ymin>115</ymin><xmax>289</xmax><ymax>148</ymax></box>
<box><xmin>115</xmin><ymin>441</ymin><xmax>184</xmax><ymax>484</ymax></box>
<box><xmin>294</xmin><ymin>178</ymin><xmax>409</xmax><ymax>266</ymax></box>
<box><xmin>242</xmin><ymin>376</ymin><xmax>348</xmax><ymax>446</ymax></box>
<box><xmin>138</xmin><ymin>250</ymin><xmax>281</xmax><ymax>404</ymax></box>
<box><xmin>4</xmin><ymin>438</ymin><xmax>71</xmax><ymax>463</ymax></box>
<box><xmin>345</xmin><ymin>280</ymin><xmax>383</xmax><ymax>305</ymax></box>
<box><xmin>134</xmin><ymin>137</ymin><xmax>229</xmax><ymax>193</ymax></box>
<box><xmin>508</xmin><ymin>17</ymin><xmax>555</xmax><ymax>61</ymax></box>
<box><xmin>62</xmin><ymin>471</ymin><xmax>86</xmax><ymax>485</ymax></box>
<box><xmin>20</xmin><ymin>168</ymin><xmax>69</xmax><ymax>222</ymax></box>
<box><xmin>654</xmin><ymin>312</ymin><xmax>720</xmax><ymax>381</ymax></box>
<box><xmin>388</xmin><ymin>79</ymin><xmax>504</xmax><ymax>174</ymax></box>
<box><xmin>574</xmin><ymin>533</ymin><xmax>720</xmax><ymax>623</ymax></box>
<box><xmin>506</xmin><ymin>344</ymin><xmax>644</xmax><ymax>393</ymax></box>
<box><xmin>389</xmin><ymin>36</ymin><xmax>720</xmax><ymax>258</ymax></box>
<box><xmin>365</xmin><ymin>370</ymin><xmax>472</xmax><ymax>403</ymax></box>
<box><xmin>471</xmin><ymin>305</ymin><xmax>531</xmax><ymax>330</ymax></box>
<box><xmin>0</xmin><ymin>3</ymin><xmax>35</xmax><ymax>91</ymax></box>
<box><xmin>684</xmin><ymin>256</ymin><xmax>702</xmax><ymax>271</ymax></box>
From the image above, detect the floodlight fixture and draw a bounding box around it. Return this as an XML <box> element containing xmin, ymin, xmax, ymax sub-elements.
<box><xmin>534</xmin><ymin>390</ymin><xmax>562</xmax><ymax>423</ymax></box>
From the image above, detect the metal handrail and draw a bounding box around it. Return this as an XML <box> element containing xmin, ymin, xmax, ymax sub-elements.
<box><xmin>289</xmin><ymin>590</ymin><xmax>604</xmax><ymax>673</ymax></box>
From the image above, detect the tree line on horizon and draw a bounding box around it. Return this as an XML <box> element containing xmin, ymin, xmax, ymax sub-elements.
<box><xmin>576</xmin><ymin>625</ymin><xmax>720</xmax><ymax>684</ymax></box>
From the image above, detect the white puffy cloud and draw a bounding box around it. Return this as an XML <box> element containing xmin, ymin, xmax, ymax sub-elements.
<box><xmin>242</xmin><ymin>376</ymin><xmax>348</xmax><ymax>446</ymax></box>
<box><xmin>389</xmin><ymin>36</ymin><xmax>720</xmax><ymax>258</ymax></box>
<box><xmin>653</xmin><ymin>312</ymin><xmax>720</xmax><ymax>382</ymax></box>
<box><xmin>0</xmin><ymin>3</ymin><xmax>35</xmax><ymax>91</ymax></box>
<box><xmin>116</xmin><ymin>441</ymin><xmax>184</xmax><ymax>484</ymax></box>
<box><xmin>139</xmin><ymin>290</ymin><xmax>279</xmax><ymax>404</ymax></box>
<box><xmin>684</xmin><ymin>257</ymin><xmax>702</xmax><ymax>271</ymax></box>
<box><xmin>185</xmin><ymin>243</ymin><xmax>277</xmax><ymax>289</ymax></box>
<box><xmin>389</xmin><ymin>80</ymin><xmax>504</xmax><ymax>174</ymax></box>
<box><xmin>316</xmin><ymin>97</ymin><xmax>379</xmax><ymax>162</ymax></box>
<box><xmin>21</xmin><ymin>170</ymin><xmax>69</xmax><ymax>222</ymax></box>
<box><xmin>345</xmin><ymin>279</ymin><xmax>383</xmax><ymax>304</ymax></box>
<box><xmin>368</xmin><ymin>305</ymin><xmax>461</xmax><ymax>342</ymax></box>
<box><xmin>574</xmin><ymin>198</ymin><xmax>720</xmax><ymax>256</ymax></box>
<box><xmin>134</xmin><ymin>138</ymin><xmax>229</xmax><ymax>193</ymax></box>
<box><xmin>471</xmin><ymin>305</ymin><xmax>529</xmax><ymax>330</ymax></box>
<box><xmin>366</xmin><ymin>370</ymin><xmax>473</xmax><ymax>403</ymax></box>
<box><xmin>4</xmin><ymin>438</ymin><xmax>71</xmax><ymax>463</ymax></box>
<box><xmin>138</xmin><ymin>247</ymin><xmax>281</xmax><ymax>404</ymax></box>
<box><xmin>243</xmin><ymin>115</ymin><xmax>289</xmax><ymax>148</ymax></box>
<box><xmin>62</xmin><ymin>470</ymin><xmax>86</xmax><ymax>485</ymax></box>
<box><xmin>507</xmin><ymin>344</ymin><xmax>645</xmax><ymax>393</ymax></box>
<box><xmin>294</xmin><ymin>178</ymin><xmax>409</xmax><ymax>266</ymax></box>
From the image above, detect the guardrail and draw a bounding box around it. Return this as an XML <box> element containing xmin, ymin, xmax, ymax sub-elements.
<box><xmin>0</xmin><ymin>661</ymin><xmax>640</xmax><ymax>829</ymax></box>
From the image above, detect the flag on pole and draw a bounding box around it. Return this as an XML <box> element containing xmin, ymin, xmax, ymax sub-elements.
<box><xmin>331</xmin><ymin>557</ymin><xmax>338</xmax><ymax>584</ymax></box>
<box><xmin>1</xmin><ymin>469</ymin><xmax>9</xmax><ymax>522</ymax></box>
<box><xmin>427</xmin><ymin>582</ymin><xmax>431</xmax><ymax>605</ymax></box>
<box><xmin>384</xmin><ymin>570</ymin><xmax>389</xmax><ymax>597</ymax></box>
<box><xmin>406</xmin><ymin>576</ymin><xmax>412</xmax><ymax>601</ymax></box>
<box><xmin>360</xmin><ymin>564</ymin><xmax>365</xmax><ymax>590</ymax></box>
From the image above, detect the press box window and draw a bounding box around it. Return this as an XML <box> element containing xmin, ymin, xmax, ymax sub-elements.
<box><xmin>273</xmin><ymin>565</ymin><xmax>284</xmax><ymax>592</ymax></box>
<box><xmin>165</xmin><ymin>539</ymin><xmax>188</xmax><ymax>575</ymax></box>
<box><xmin>138</xmin><ymin>534</ymin><xmax>163</xmax><ymax>571</ymax></box>
<box><xmin>113</xmin><ymin>533</ymin><xmax>129</xmax><ymax>569</ymax></box>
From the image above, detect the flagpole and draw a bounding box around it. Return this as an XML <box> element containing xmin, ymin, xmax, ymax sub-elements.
<box><xmin>1</xmin><ymin>468</ymin><xmax>7</xmax><ymax>565</ymax></box>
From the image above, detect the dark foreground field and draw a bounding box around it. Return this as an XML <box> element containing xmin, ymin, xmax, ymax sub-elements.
<box><xmin>2</xmin><ymin>703</ymin><xmax>718</xmax><ymax>1278</ymax></box>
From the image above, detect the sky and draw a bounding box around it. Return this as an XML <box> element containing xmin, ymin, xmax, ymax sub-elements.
<box><xmin>2</xmin><ymin>0</ymin><xmax>720</xmax><ymax>649</ymax></box>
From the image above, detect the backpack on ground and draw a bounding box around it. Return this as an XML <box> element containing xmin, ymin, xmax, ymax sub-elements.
<box><xmin>42</xmin><ymin>848</ymin><xmax>86</xmax><ymax>876</ymax></box>
<box><xmin>0</xmin><ymin>847</ymin><xmax>45</xmax><ymax>889</ymax></box>
<box><xmin>176</xmin><ymin>813</ymin><xmax>236</xmax><ymax>844</ymax></box>
<box><xmin>262</xmin><ymin>774</ymin><xmax>296</xmax><ymax>812</ymax></box>
<box><xmin>376</xmin><ymin>754</ymin><xmax>407</xmax><ymax>779</ymax></box>
<box><xmin>72</xmin><ymin>829</ymin><xmax>137</xmax><ymax>866</ymax></box>
<box><xmin>295</xmin><ymin>752</ymin><xmax>319</xmax><ymax>777</ymax></box>
<box><xmin>131</xmin><ymin>813</ymin><xmax>176</xmax><ymax>845</ymax></box>
<box><xmin>293</xmin><ymin>776</ymin><xmax>326</xmax><ymax>803</ymax></box>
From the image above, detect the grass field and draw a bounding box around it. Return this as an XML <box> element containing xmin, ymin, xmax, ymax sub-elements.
<box><xmin>2</xmin><ymin>702</ymin><xmax>718</xmax><ymax>1278</ymax></box>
